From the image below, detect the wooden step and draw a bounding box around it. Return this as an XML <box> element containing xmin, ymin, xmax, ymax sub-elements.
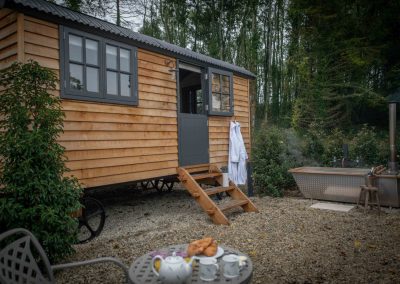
<box><xmin>204</xmin><ymin>186</ymin><xmax>235</xmax><ymax>196</ymax></box>
<box><xmin>192</xmin><ymin>172</ymin><xmax>222</xmax><ymax>180</ymax></box>
<box><xmin>177</xmin><ymin>164</ymin><xmax>258</xmax><ymax>225</ymax></box>
<box><xmin>218</xmin><ymin>200</ymin><xmax>249</xmax><ymax>212</ymax></box>
<box><xmin>181</xmin><ymin>164</ymin><xmax>210</xmax><ymax>174</ymax></box>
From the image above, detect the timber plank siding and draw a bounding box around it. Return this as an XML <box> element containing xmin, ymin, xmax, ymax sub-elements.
<box><xmin>209</xmin><ymin>76</ymin><xmax>251</xmax><ymax>168</ymax></box>
<box><xmin>0</xmin><ymin>9</ymin><xmax>18</xmax><ymax>69</ymax></box>
<box><xmin>0</xmin><ymin>4</ymin><xmax>253</xmax><ymax>189</ymax></box>
<box><xmin>20</xmin><ymin>16</ymin><xmax>179</xmax><ymax>188</ymax></box>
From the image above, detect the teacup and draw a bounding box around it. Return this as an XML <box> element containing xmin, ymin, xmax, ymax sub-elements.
<box><xmin>199</xmin><ymin>257</ymin><xmax>219</xmax><ymax>281</ymax></box>
<box><xmin>222</xmin><ymin>254</ymin><xmax>244</xmax><ymax>278</ymax></box>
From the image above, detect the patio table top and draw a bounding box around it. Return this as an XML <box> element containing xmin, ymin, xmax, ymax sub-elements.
<box><xmin>129</xmin><ymin>244</ymin><xmax>253</xmax><ymax>284</ymax></box>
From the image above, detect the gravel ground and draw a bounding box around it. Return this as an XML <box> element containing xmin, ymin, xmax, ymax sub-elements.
<box><xmin>55</xmin><ymin>185</ymin><xmax>400</xmax><ymax>284</ymax></box>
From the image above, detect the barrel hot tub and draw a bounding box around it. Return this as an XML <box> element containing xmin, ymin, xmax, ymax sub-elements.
<box><xmin>289</xmin><ymin>167</ymin><xmax>400</xmax><ymax>207</ymax></box>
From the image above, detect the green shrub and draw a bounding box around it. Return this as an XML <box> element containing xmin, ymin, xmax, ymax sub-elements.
<box><xmin>0</xmin><ymin>61</ymin><xmax>82</xmax><ymax>262</ymax></box>
<box><xmin>350</xmin><ymin>124</ymin><xmax>385</xmax><ymax>166</ymax></box>
<box><xmin>298</xmin><ymin>123</ymin><xmax>389</xmax><ymax>167</ymax></box>
<box><xmin>303</xmin><ymin>122</ymin><xmax>325</xmax><ymax>161</ymax></box>
<box><xmin>321</xmin><ymin>128</ymin><xmax>347</xmax><ymax>165</ymax></box>
<box><xmin>252</xmin><ymin>126</ymin><xmax>297</xmax><ymax>197</ymax></box>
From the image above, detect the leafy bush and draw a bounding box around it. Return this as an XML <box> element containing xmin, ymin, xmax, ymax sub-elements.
<box><xmin>321</xmin><ymin>128</ymin><xmax>347</xmax><ymax>165</ymax></box>
<box><xmin>0</xmin><ymin>61</ymin><xmax>82</xmax><ymax>262</ymax></box>
<box><xmin>252</xmin><ymin>126</ymin><xmax>297</xmax><ymax>197</ymax></box>
<box><xmin>350</xmin><ymin>124</ymin><xmax>385</xmax><ymax>166</ymax></box>
<box><xmin>303</xmin><ymin>122</ymin><xmax>325</xmax><ymax>161</ymax></box>
<box><xmin>299</xmin><ymin>124</ymin><xmax>389</xmax><ymax>167</ymax></box>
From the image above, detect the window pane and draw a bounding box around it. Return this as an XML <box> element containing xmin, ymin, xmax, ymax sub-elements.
<box><xmin>221</xmin><ymin>94</ymin><xmax>230</xmax><ymax>111</ymax></box>
<box><xmin>85</xmin><ymin>39</ymin><xmax>98</xmax><ymax>65</ymax></box>
<box><xmin>69</xmin><ymin>63</ymin><xmax>83</xmax><ymax>90</ymax></box>
<box><xmin>106</xmin><ymin>45</ymin><xmax>118</xmax><ymax>69</ymax></box>
<box><xmin>212</xmin><ymin>73</ymin><xmax>221</xmax><ymax>92</ymax></box>
<box><xmin>86</xmin><ymin>67</ymin><xmax>99</xmax><ymax>93</ymax></box>
<box><xmin>212</xmin><ymin>92</ymin><xmax>221</xmax><ymax>112</ymax></box>
<box><xmin>120</xmin><ymin>74</ymin><xmax>131</xmax><ymax>97</ymax></box>
<box><xmin>107</xmin><ymin>71</ymin><xmax>118</xmax><ymax>95</ymax></box>
<box><xmin>69</xmin><ymin>34</ymin><xmax>82</xmax><ymax>62</ymax></box>
<box><xmin>222</xmin><ymin>75</ymin><xmax>230</xmax><ymax>94</ymax></box>
<box><xmin>120</xmin><ymin>48</ymin><xmax>130</xmax><ymax>72</ymax></box>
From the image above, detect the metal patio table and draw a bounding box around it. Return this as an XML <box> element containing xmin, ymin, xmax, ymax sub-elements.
<box><xmin>129</xmin><ymin>244</ymin><xmax>253</xmax><ymax>284</ymax></box>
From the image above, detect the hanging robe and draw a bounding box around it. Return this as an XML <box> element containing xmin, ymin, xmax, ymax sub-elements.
<box><xmin>228</xmin><ymin>121</ymin><xmax>248</xmax><ymax>185</ymax></box>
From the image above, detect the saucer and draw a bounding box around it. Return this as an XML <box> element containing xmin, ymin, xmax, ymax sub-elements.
<box><xmin>200</xmin><ymin>276</ymin><xmax>218</xmax><ymax>282</ymax></box>
<box><xmin>223</xmin><ymin>273</ymin><xmax>239</xmax><ymax>279</ymax></box>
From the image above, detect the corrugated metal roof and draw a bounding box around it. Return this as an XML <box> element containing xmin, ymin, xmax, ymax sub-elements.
<box><xmin>5</xmin><ymin>0</ymin><xmax>255</xmax><ymax>78</ymax></box>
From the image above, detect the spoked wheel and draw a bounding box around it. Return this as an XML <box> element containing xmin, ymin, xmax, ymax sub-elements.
<box><xmin>77</xmin><ymin>197</ymin><xmax>106</xmax><ymax>244</ymax></box>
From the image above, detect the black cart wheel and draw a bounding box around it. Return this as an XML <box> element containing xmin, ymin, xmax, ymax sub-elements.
<box><xmin>77</xmin><ymin>197</ymin><xmax>105</xmax><ymax>244</ymax></box>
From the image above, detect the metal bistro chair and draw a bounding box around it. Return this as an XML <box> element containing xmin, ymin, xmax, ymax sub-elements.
<box><xmin>0</xmin><ymin>228</ymin><xmax>130</xmax><ymax>284</ymax></box>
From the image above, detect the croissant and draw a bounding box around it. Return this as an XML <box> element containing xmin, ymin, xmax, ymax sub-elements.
<box><xmin>195</xmin><ymin>237</ymin><xmax>213</xmax><ymax>249</ymax></box>
<box><xmin>187</xmin><ymin>237</ymin><xmax>217</xmax><ymax>257</ymax></box>
<box><xmin>203</xmin><ymin>240</ymin><xmax>217</xmax><ymax>257</ymax></box>
<box><xmin>187</xmin><ymin>242</ymin><xmax>203</xmax><ymax>256</ymax></box>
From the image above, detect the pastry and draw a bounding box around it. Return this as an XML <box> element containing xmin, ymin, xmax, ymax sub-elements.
<box><xmin>187</xmin><ymin>237</ymin><xmax>217</xmax><ymax>257</ymax></box>
<box><xmin>187</xmin><ymin>241</ymin><xmax>204</xmax><ymax>256</ymax></box>
<box><xmin>203</xmin><ymin>240</ymin><xmax>217</xmax><ymax>257</ymax></box>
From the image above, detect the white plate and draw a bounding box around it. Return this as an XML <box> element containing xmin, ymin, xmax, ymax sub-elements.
<box><xmin>193</xmin><ymin>246</ymin><xmax>224</xmax><ymax>260</ymax></box>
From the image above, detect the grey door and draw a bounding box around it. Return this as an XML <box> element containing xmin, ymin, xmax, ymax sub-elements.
<box><xmin>178</xmin><ymin>63</ymin><xmax>209</xmax><ymax>166</ymax></box>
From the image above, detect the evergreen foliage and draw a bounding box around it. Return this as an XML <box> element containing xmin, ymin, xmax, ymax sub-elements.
<box><xmin>252</xmin><ymin>127</ymin><xmax>297</xmax><ymax>197</ymax></box>
<box><xmin>0</xmin><ymin>61</ymin><xmax>82</xmax><ymax>262</ymax></box>
<box><xmin>351</xmin><ymin>125</ymin><xmax>385</xmax><ymax>166</ymax></box>
<box><xmin>55</xmin><ymin>0</ymin><xmax>399</xmax><ymax>131</ymax></box>
<box><xmin>301</xmin><ymin>124</ymin><xmax>390</xmax><ymax>167</ymax></box>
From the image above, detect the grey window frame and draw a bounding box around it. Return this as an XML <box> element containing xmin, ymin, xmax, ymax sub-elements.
<box><xmin>207</xmin><ymin>67</ymin><xmax>234</xmax><ymax>116</ymax></box>
<box><xmin>60</xmin><ymin>26</ymin><xmax>138</xmax><ymax>106</ymax></box>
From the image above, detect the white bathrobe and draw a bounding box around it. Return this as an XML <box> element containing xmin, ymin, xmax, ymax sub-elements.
<box><xmin>228</xmin><ymin>121</ymin><xmax>248</xmax><ymax>185</ymax></box>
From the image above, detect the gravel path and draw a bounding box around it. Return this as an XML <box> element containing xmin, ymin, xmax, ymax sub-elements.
<box><xmin>55</xmin><ymin>185</ymin><xmax>400</xmax><ymax>283</ymax></box>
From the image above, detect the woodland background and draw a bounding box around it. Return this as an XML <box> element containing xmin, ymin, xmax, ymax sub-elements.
<box><xmin>55</xmin><ymin>0</ymin><xmax>400</xmax><ymax>128</ymax></box>
<box><xmin>53</xmin><ymin>0</ymin><xmax>400</xmax><ymax>195</ymax></box>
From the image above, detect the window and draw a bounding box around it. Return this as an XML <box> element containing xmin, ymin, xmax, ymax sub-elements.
<box><xmin>61</xmin><ymin>27</ymin><xmax>138</xmax><ymax>105</ymax></box>
<box><xmin>208</xmin><ymin>68</ymin><xmax>233</xmax><ymax>115</ymax></box>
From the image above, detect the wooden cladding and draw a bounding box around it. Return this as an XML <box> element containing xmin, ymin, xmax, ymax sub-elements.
<box><xmin>209</xmin><ymin>76</ymin><xmax>251</xmax><ymax>168</ymax></box>
<box><xmin>1</xmin><ymin>13</ymin><xmax>252</xmax><ymax>188</ymax></box>
<box><xmin>18</xmin><ymin>16</ymin><xmax>179</xmax><ymax>188</ymax></box>
<box><xmin>23</xmin><ymin>16</ymin><xmax>59</xmax><ymax>70</ymax></box>
<box><xmin>62</xmin><ymin>46</ymin><xmax>179</xmax><ymax>187</ymax></box>
<box><xmin>0</xmin><ymin>9</ymin><xmax>18</xmax><ymax>69</ymax></box>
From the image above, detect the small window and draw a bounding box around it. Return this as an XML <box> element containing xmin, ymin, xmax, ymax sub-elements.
<box><xmin>208</xmin><ymin>68</ymin><xmax>233</xmax><ymax>115</ymax></box>
<box><xmin>61</xmin><ymin>27</ymin><xmax>138</xmax><ymax>105</ymax></box>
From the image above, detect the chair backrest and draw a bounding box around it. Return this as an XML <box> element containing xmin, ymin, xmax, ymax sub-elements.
<box><xmin>0</xmin><ymin>228</ymin><xmax>54</xmax><ymax>284</ymax></box>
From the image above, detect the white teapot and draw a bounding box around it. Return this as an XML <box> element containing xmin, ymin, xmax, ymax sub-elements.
<box><xmin>151</xmin><ymin>252</ymin><xmax>194</xmax><ymax>284</ymax></box>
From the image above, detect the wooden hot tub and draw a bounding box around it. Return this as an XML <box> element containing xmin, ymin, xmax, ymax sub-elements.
<box><xmin>289</xmin><ymin>167</ymin><xmax>400</xmax><ymax>207</ymax></box>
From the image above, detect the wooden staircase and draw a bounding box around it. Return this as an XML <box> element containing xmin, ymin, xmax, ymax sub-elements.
<box><xmin>177</xmin><ymin>163</ymin><xmax>258</xmax><ymax>225</ymax></box>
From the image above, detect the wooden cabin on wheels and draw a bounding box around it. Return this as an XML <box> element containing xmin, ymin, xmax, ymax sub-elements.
<box><xmin>0</xmin><ymin>0</ymin><xmax>258</xmax><ymax>224</ymax></box>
